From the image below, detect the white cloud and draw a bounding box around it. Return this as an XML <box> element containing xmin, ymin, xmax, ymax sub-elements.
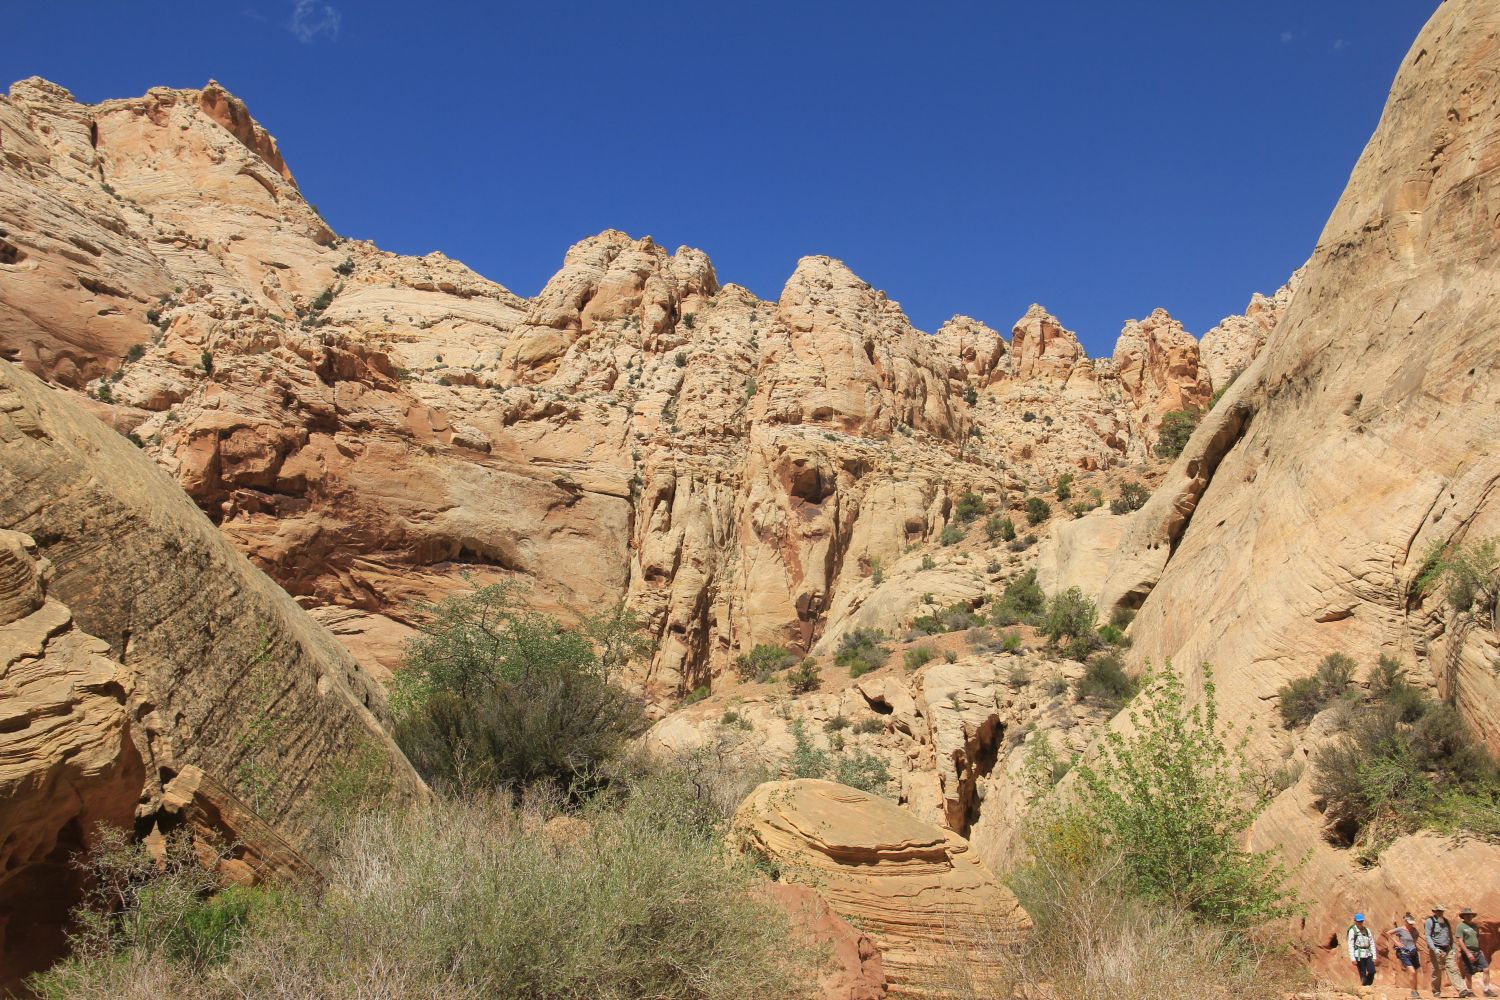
<box><xmin>289</xmin><ymin>0</ymin><xmax>341</xmax><ymax>44</ymax></box>
<box><xmin>1333</xmin><ymin>37</ymin><xmax>1348</xmax><ymax>51</ymax></box>
<box><xmin>1280</xmin><ymin>30</ymin><xmax>1295</xmax><ymax>44</ymax></box>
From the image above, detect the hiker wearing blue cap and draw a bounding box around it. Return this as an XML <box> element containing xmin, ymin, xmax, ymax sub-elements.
<box><xmin>1349</xmin><ymin>913</ymin><xmax>1378</xmax><ymax>986</ymax></box>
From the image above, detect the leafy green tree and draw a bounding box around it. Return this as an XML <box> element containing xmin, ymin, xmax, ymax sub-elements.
<box><xmin>1055</xmin><ymin>473</ymin><xmax>1074</xmax><ymax>502</ymax></box>
<box><xmin>1155</xmin><ymin>409</ymin><xmax>1200</xmax><ymax>458</ymax></box>
<box><xmin>1075</xmin><ymin>662</ymin><xmax>1300</xmax><ymax>925</ymax></box>
<box><xmin>955</xmin><ymin>491</ymin><xmax>987</xmax><ymax>523</ymax></box>
<box><xmin>1041</xmin><ymin>587</ymin><xmax>1099</xmax><ymax>658</ymax></box>
<box><xmin>1110</xmin><ymin>481</ymin><xmax>1150</xmax><ymax>514</ymax></box>
<box><xmin>1026</xmin><ymin>496</ymin><xmax>1051</xmax><ymax>525</ymax></box>
<box><xmin>985</xmin><ymin>515</ymin><xmax>1016</xmax><ymax>544</ymax></box>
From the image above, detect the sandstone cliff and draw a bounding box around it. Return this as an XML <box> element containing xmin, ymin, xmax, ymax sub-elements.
<box><xmin>0</xmin><ymin>358</ymin><xmax>421</xmax><ymax>981</ymax></box>
<box><xmin>1045</xmin><ymin>0</ymin><xmax>1500</xmax><ymax>958</ymax></box>
<box><xmin>0</xmin><ymin>76</ymin><xmax>1287</xmax><ymax>700</ymax></box>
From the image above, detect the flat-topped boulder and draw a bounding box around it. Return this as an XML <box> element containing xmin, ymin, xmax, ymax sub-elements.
<box><xmin>732</xmin><ymin>779</ymin><xmax>1030</xmax><ymax>998</ymax></box>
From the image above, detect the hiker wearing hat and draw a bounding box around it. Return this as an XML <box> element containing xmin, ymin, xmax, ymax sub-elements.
<box><xmin>1458</xmin><ymin>907</ymin><xmax>1496</xmax><ymax>997</ymax></box>
<box><xmin>1427</xmin><ymin>904</ymin><xmax>1469</xmax><ymax>997</ymax></box>
<box><xmin>1349</xmin><ymin>912</ymin><xmax>1378</xmax><ymax>986</ymax></box>
<box><xmin>1385</xmin><ymin>912</ymin><xmax>1422</xmax><ymax>999</ymax></box>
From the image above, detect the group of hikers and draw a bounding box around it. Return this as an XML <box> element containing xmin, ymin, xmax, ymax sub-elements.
<box><xmin>1346</xmin><ymin>905</ymin><xmax>1494</xmax><ymax>998</ymax></box>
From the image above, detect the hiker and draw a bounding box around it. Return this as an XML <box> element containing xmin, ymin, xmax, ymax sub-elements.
<box><xmin>1349</xmin><ymin>913</ymin><xmax>1378</xmax><ymax>986</ymax></box>
<box><xmin>1427</xmin><ymin>904</ymin><xmax>1469</xmax><ymax>998</ymax></box>
<box><xmin>1385</xmin><ymin>912</ymin><xmax>1422</xmax><ymax>999</ymax></box>
<box><xmin>1458</xmin><ymin>907</ymin><xmax>1496</xmax><ymax>998</ymax></box>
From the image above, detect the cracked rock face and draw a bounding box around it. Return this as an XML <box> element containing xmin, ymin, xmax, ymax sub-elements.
<box><xmin>0</xmin><ymin>76</ymin><xmax>1286</xmax><ymax>698</ymax></box>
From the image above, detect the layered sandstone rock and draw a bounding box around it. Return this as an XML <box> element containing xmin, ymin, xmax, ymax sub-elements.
<box><xmin>0</xmin><ymin>360</ymin><xmax>420</xmax><ymax>833</ymax></box>
<box><xmin>1112</xmin><ymin>307</ymin><xmax>1211</xmax><ymax>439</ymax></box>
<box><xmin>1049</xmin><ymin>0</ymin><xmax>1500</xmax><ymax>956</ymax></box>
<box><xmin>732</xmin><ymin>779</ymin><xmax>1030</xmax><ymax>998</ymax></box>
<box><xmin>0</xmin><ymin>529</ymin><xmax>143</xmax><ymax>985</ymax></box>
<box><xmin>764</xmin><ymin>882</ymin><xmax>888</xmax><ymax>1000</ymax></box>
<box><xmin>1197</xmin><ymin>267</ymin><xmax>1303</xmax><ymax>391</ymax></box>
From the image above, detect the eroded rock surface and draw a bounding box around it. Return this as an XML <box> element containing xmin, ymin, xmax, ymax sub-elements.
<box><xmin>0</xmin><ymin>74</ymin><xmax>1286</xmax><ymax>698</ymax></box>
<box><xmin>733</xmin><ymin>779</ymin><xmax>1030</xmax><ymax>999</ymax></box>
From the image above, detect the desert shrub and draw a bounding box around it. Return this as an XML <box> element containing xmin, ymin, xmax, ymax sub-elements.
<box><xmin>123</xmin><ymin>343</ymin><xmax>146</xmax><ymax>363</ymax></box>
<box><xmin>943</xmin><ymin>649</ymin><xmax>958</xmax><ymax>663</ymax></box>
<box><xmin>1110</xmin><ymin>481</ymin><xmax>1149</xmax><ymax>514</ymax></box>
<box><xmin>868</xmin><ymin>556</ymin><xmax>883</xmax><ymax>585</ymax></box>
<box><xmin>682</xmin><ymin>312</ymin><xmax>696</xmax><ymax>329</ymax></box>
<box><xmin>309</xmin><ymin>287</ymin><xmax>334</xmax><ymax>313</ymax></box>
<box><xmin>1276</xmin><ymin>676</ymin><xmax>1323</xmax><ymax>728</ymax></box>
<box><xmin>735</xmin><ymin>643</ymin><xmax>795</xmax><ymax>682</ymax></box>
<box><xmin>1097</xmin><ymin>623</ymin><xmax>1131</xmax><ymax>648</ymax></box>
<box><xmin>1275</xmin><ymin>652</ymin><xmax>1356</xmax><ymax>728</ymax></box>
<box><xmin>963</xmin><ymin>384</ymin><xmax>979</xmax><ymax>405</ymax></box>
<box><xmin>985</xmin><ymin>515</ymin><xmax>1016</xmax><ymax>544</ymax></box>
<box><xmin>1312</xmin><ymin>687</ymin><xmax>1500</xmax><ymax>857</ymax></box>
<box><xmin>990</xmin><ymin>569</ymin><xmax>1046</xmax><ymax>626</ymax></box>
<box><xmin>934</xmin><ymin>850</ymin><xmax>1300</xmax><ymax>1000</ymax></box>
<box><xmin>1041</xmin><ymin>587</ymin><xmax>1098</xmax><ymax>657</ymax></box>
<box><xmin>1008</xmin><ymin>533</ymin><xmax>1037</xmax><ymax>552</ymax></box>
<box><xmin>955</xmin><ymin>491</ymin><xmax>987</xmax><ymax>523</ymax></box>
<box><xmin>1069</xmin><ymin>501</ymin><xmax>1090</xmax><ymax>518</ymax></box>
<box><xmin>682</xmin><ymin>684</ymin><xmax>709</xmax><ymax>704</ymax></box>
<box><xmin>674</xmin><ymin>351</ymin><xmax>688</xmax><ymax>368</ymax></box>
<box><xmin>788</xmin><ymin>717</ymin><xmax>832</xmax><ymax>778</ymax></box>
<box><xmin>784</xmin><ymin>657</ymin><xmax>821</xmax><ymax>695</ymax></box>
<box><xmin>1368</xmin><ymin>654</ymin><xmax>1409</xmax><ymax>699</ymax></box>
<box><xmin>836</xmin><ymin>629</ymin><xmax>888</xmax><ymax>678</ymax></box>
<box><xmin>1075</xmin><ymin>652</ymin><xmax>1138</xmax><ymax>709</ymax></box>
<box><xmin>940</xmin><ymin>523</ymin><xmax>964</xmax><ymax>546</ymax></box>
<box><xmin>1423</xmin><ymin>537</ymin><xmax>1499</xmax><ymax>628</ymax></box>
<box><xmin>1055</xmin><ymin>473</ymin><xmax>1073</xmax><ymax>502</ymax></box>
<box><xmin>920</xmin><ymin>553</ymin><xmax>937</xmax><ymax>570</ymax></box>
<box><xmin>1073</xmin><ymin>661</ymin><xmax>1300</xmax><ymax>925</ymax></box>
<box><xmin>1154</xmin><ymin>409</ymin><xmax>1199</xmax><ymax>458</ymax></box>
<box><xmin>834</xmin><ymin>750</ymin><xmax>892</xmax><ymax>794</ymax></box>
<box><xmin>1109</xmin><ymin>606</ymin><xmax>1136</xmax><ymax>629</ymax></box>
<box><xmin>1025</xmin><ymin>496</ymin><xmax>1051</xmax><ymax>525</ymax></box>
<box><xmin>853</xmin><ymin>716</ymin><xmax>884</xmax><ymax>735</ymax></box>
<box><xmin>1002</xmin><ymin>633</ymin><xmax>1023</xmax><ymax>655</ymax></box>
<box><xmin>391</xmin><ymin>581</ymin><xmax>647</xmax><ymax>794</ymax></box>
<box><xmin>38</xmin><ymin>777</ymin><xmax>810</xmax><ymax>1000</ymax></box>
<box><xmin>904</xmin><ymin>645</ymin><xmax>936</xmax><ymax>671</ymax></box>
<box><xmin>1022</xmin><ymin>410</ymin><xmax>1036</xmax><ymax>422</ymax></box>
<box><xmin>911</xmin><ymin>601</ymin><xmax>981</xmax><ymax>636</ymax></box>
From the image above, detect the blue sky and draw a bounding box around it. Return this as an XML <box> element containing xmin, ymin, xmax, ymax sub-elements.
<box><xmin>11</xmin><ymin>1</ymin><xmax>1437</xmax><ymax>355</ymax></box>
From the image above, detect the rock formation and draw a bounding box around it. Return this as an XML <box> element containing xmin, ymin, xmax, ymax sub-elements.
<box><xmin>732</xmin><ymin>779</ymin><xmax>1030</xmax><ymax>999</ymax></box>
<box><xmin>0</xmin><ymin>358</ymin><xmax>420</xmax><ymax>983</ymax></box>
<box><xmin>0</xmin><ymin>74</ymin><xmax>1286</xmax><ymax>700</ymax></box>
<box><xmin>1044</xmin><ymin>0</ymin><xmax>1500</xmax><ymax>955</ymax></box>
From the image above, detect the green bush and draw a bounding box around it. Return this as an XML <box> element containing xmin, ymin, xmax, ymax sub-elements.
<box><xmin>1154</xmin><ymin>409</ymin><xmax>1200</xmax><ymax>458</ymax></box>
<box><xmin>834</xmin><ymin>750</ymin><xmax>893</xmax><ymax>794</ymax></box>
<box><xmin>836</xmin><ymin>629</ymin><xmax>888</xmax><ymax>678</ymax></box>
<box><xmin>1422</xmin><ymin>537</ymin><xmax>1499</xmax><ymax>628</ymax></box>
<box><xmin>1275</xmin><ymin>652</ymin><xmax>1357</xmax><ymax>729</ymax></box>
<box><xmin>1075</xmin><ymin>661</ymin><xmax>1300</xmax><ymax>925</ymax></box>
<box><xmin>785</xmin><ymin>657</ymin><xmax>821</xmax><ymax>695</ymax></box>
<box><xmin>921</xmin><ymin>553</ymin><xmax>938</xmax><ymax>570</ymax></box>
<box><xmin>1055</xmin><ymin>473</ymin><xmax>1074</xmax><ymax>502</ymax></box>
<box><xmin>735</xmin><ymin>643</ymin><xmax>795</xmax><ymax>682</ymax></box>
<box><xmin>1025</xmin><ymin>497</ymin><xmax>1051</xmax><ymax>525</ymax></box>
<box><xmin>1075</xmin><ymin>652</ymin><xmax>1138</xmax><ymax>709</ymax></box>
<box><xmin>123</xmin><ymin>343</ymin><xmax>146</xmax><ymax>363</ymax></box>
<box><xmin>1041</xmin><ymin>587</ymin><xmax>1099</xmax><ymax>656</ymax></box>
<box><xmin>1277</xmin><ymin>676</ymin><xmax>1323</xmax><ymax>728</ymax></box>
<box><xmin>963</xmin><ymin>384</ymin><xmax>979</xmax><ymax>405</ymax></box>
<box><xmin>682</xmin><ymin>684</ymin><xmax>709</xmax><ymax>704</ymax></box>
<box><xmin>990</xmin><ymin>569</ymin><xmax>1046</xmax><ymax>626</ymax></box>
<box><xmin>1097</xmin><ymin>623</ymin><xmax>1131</xmax><ymax>648</ymax></box>
<box><xmin>1001</xmin><ymin>632</ymin><xmax>1023</xmax><ymax>654</ymax></box>
<box><xmin>904</xmin><ymin>645</ymin><xmax>936</xmax><ymax>671</ymax></box>
<box><xmin>940</xmin><ymin>523</ymin><xmax>964</xmax><ymax>546</ymax></box>
<box><xmin>788</xmin><ymin>717</ymin><xmax>832</xmax><ymax>778</ymax></box>
<box><xmin>985</xmin><ymin>514</ymin><xmax>1017</xmax><ymax>544</ymax></box>
<box><xmin>1110</xmin><ymin>481</ymin><xmax>1149</xmax><ymax>514</ymax></box>
<box><xmin>1312</xmin><ymin>688</ymin><xmax>1500</xmax><ymax>857</ymax></box>
<box><xmin>955</xmin><ymin>491</ymin><xmax>987</xmax><ymax>523</ymax></box>
<box><xmin>391</xmin><ymin>582</ymin><xmax>647</xmax><ymax>794</ymax></box>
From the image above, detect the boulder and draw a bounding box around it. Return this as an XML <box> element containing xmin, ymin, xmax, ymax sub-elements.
<box><xmin>732</xmin><ymin>779</ymin><xmax>1030</xmax><ymax>998</ymax></box>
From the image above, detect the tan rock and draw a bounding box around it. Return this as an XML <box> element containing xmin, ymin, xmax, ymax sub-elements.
<box><xmin>732</xmin><ymin>779</ymin><xmax>1030</xmax><ymax>998</ymax></box>
<box><xmin>1076</xmin><ymin>0</ymin><xmax>1500</xmax><ymax>953</ymax></box>
<box><xmin>763</xmin><ymin>882</ymin><xmax>888</xmax><ymax>1000</ymax></box>
<box><xmin>1198</xmin><ymin>267</ymin><xmax>1303</xmax><ymax>391</ymax></box>
<box><xmin>0</xmin><ymin>529</ymin><xmax>143</xmax><ymax>986</ymax></box>
<box><xmin>1110</xmin><ymin>307</ymin><xmax>1211</xmax><ymax>438</ymax></box>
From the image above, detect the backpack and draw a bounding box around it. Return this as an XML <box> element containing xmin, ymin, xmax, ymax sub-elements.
<box><xmin>1427</xmin><ymin>916</ymin><xmax>1451</xmax><ymax>947</ymax></box>
<box><xmin>1350</xmin><ymin>925</ymin><xmax>1374</xmax><ymax>959</ymax></box>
